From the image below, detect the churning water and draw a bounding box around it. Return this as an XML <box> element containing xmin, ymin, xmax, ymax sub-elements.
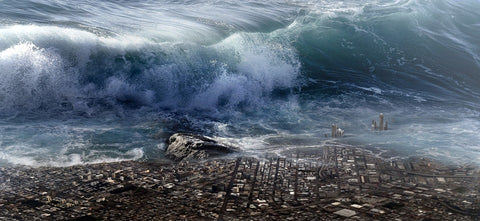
<box><xmin>1</xmin><ymin>0</ymin><xmax>480</xmax><ymax>166</ymax></box>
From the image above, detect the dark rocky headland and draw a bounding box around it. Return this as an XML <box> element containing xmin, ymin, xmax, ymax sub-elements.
<box><xmin>165</xmin><ymin>133</ymin><xmax>240</xmax><ymax>161</ymax></box>
<box><xmin>1</xmin><ymin>144</ymin><xmax>479</xmax><ymax>220</ymax></box>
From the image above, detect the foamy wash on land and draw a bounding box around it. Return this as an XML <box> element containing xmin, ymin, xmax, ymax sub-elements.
<box><xmin>0</xmin><ymin>0</ymin><xmax>479</xmax><ymax>166</ymax></box>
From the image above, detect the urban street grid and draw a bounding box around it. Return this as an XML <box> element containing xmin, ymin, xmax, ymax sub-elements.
<box><xmin>0</xmin><ymin>146</ymin><xmax>479</xmax><ymax>220</ymax></box>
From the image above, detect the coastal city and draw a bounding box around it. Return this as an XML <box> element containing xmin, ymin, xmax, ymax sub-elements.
<box><xmin>1</xmin><ymin>145</ymin><xmax>479</xmax><ymax>220</ymax></box>
<box><xmin>1</xmin><ymin>0</ymin><xmax>480</xmax><ymax>220</ymax></box>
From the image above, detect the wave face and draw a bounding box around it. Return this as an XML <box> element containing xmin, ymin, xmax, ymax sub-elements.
<box><xmin>1</xmin><ymin>0</ymin><xmax>480</xmax><ymax>166</ymax></box>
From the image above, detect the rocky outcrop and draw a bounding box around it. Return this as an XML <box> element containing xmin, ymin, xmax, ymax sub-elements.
<box><xmin>165</xmin><ymin>133</ymin><xmax>239</xmax><ymax>161</ymax></box>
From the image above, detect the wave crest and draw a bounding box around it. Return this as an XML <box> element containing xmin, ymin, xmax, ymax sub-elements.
<box><xmin>0</xmin><ymin>25</ymin><xmax>300</xmax><ymax>117</ymax></box>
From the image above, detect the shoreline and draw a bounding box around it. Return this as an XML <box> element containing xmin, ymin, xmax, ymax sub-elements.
<box><xmin>1</xmin><ymin>146</ymin><xmax>479</xmax><ymax>220</ymax></box>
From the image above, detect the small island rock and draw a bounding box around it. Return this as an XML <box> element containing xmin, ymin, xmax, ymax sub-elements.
<box><xmin>165</xmin><ymin>133</ymin><xmax>239</xmax><ymax>161</ymax></box>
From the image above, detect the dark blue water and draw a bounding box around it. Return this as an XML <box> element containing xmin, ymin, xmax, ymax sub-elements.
<box><xmin>1</xmin><ymin>0</ymin><xmax>479</xmax><ymax>166</ymax></box>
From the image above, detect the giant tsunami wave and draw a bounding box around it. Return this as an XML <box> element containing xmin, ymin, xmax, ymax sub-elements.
<box><xmin>0</xmin><ymin>0</ymin><xmax>479</xmax><ymax>166</ymax></box>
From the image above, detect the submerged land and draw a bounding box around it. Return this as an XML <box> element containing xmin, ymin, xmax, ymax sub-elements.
<box><xmin>1</xmin><ymin>146</ymin><xmax>479</xmax><ymax>220</ymax></box>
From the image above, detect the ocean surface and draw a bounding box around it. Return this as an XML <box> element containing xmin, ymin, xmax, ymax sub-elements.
<box><xmin>1</xmin><ymin>0</ymin><xmax>480</xmax><ymax>167</ymax></box>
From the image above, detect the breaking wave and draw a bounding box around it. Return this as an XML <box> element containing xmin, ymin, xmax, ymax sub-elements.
<box><xmin>0</xmin><ymin>25</ymin><xmax>300</xmax><ymax>117</ymax></box>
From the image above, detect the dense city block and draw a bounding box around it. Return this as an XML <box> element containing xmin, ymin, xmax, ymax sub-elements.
<box><xmin>1</xmin><ymin>146</ymin><xmax>479</xmax><ymax>220</ymax></box>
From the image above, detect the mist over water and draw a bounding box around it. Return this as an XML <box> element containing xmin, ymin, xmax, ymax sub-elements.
<box><xmin>1</xmin><ymin>0</ymin><xmax>480</xmax><ymax>166</ymax></box>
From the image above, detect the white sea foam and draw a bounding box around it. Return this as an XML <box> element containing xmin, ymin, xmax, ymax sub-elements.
<box><xmin>0</xmin><ymin>146</ymin><xmax>144</xmax><ymax>167</ymax></box>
